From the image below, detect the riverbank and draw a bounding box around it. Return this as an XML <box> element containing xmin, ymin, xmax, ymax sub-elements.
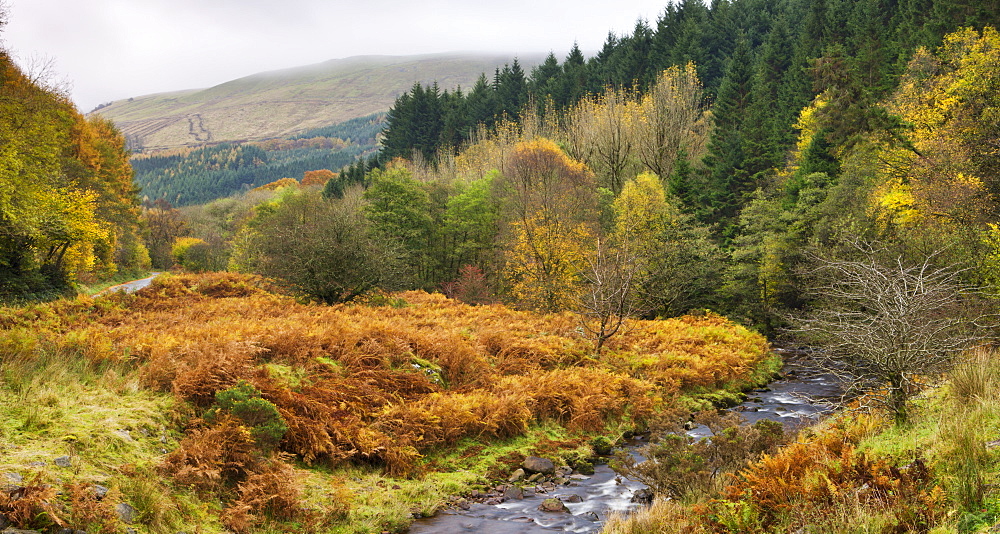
<box><xmin>602</xmin><ymin>348</ymin><xmax>1000</xmax><ymax>534</ymax></box>
<box><xmin>0</xmin><ymin>272</ymin><xmax>778</xmax><ymax>534</ymax></box>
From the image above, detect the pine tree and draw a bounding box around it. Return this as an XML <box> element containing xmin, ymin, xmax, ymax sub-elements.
<box><xmin>703</xmin><ymin>34</ymin><xmax>756</xmax><ymax>225</ymax></box>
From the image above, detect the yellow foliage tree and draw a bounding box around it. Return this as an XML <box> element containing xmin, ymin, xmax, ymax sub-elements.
<box><xmin>504</xmin><ymin>211</ymin><xmax>594</xmax><ymax>313</ymax></box>
<box><xmin>872</xmin><ymin>27</ymin><xmax>1000</xmax><ymax>230</ymax></box>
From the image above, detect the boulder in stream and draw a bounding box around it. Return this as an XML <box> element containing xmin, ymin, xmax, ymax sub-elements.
<box><xmin>538</xmin><ymin>498</ymin><xmax>570</xmax><ymax>513</ymax></box>
<box><xmin>522</xmin><ymin>456</ymin><xmax>555</xmax><ymax>474</ymax></box>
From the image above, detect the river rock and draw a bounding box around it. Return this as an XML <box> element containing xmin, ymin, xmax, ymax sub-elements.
<box><xmin>581</xmin><ymin>511</ymin><xmax>600</xmax><ymax>521</ymax></box>
<box><xmin>537</xmin><ymin>498</ymin><xmax>569</xmax><ymax>513</ymax></box>
<box><xmin>573</xmin><ymin>461</ymin><xmax>595</xmax><ymax>475</ymax></box>
<box><xmin>555</xmin><ymin>465</ymin><xmax>572</xmax><ymax>476</ymax></box>
<box><xmin>502</xmin><ymin>486</ymin><xmax>524</xmax><ymax>500</ymax></box>
<box><xmin>631</xmin><ymin>488</ymin><xmax>654</xmax><ymax>504</ymax></box>
<box><xmin>526</xmin><ymin>472</ymin><xmax>544</xmax><ymax>483</ymax></box>
<box><xmin>522</xmin><ymin>456</ymin><xmax>555</xmax><ymax>474</ymax></box>
<box><xmin>508</xmin><ymin>468</ymin><xmax>525</xmax><ymax>482</ymax></box>
<box><xmin>562</xmin><ymin>494</ymin><xmax>583</xmax><ymax>503</ymax></box>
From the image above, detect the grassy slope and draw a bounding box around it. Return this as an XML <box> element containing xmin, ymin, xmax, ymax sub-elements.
<box><xmin>0</xmin><ymin>272</ymin><xmax>774</xmax><ymax>533</ymax></box>
<box><xmin>602</xmin><ymin>354</ymin><xmax>1000</xmax><ymax>534</ymax></box>
<box><xmin>94</xmin><ymin>53</ymin><xmax>545</xmax><ymax>151</ymax></box>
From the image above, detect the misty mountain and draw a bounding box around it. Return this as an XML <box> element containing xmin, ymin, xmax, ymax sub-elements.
<box><xmin>94</xmin><ymin>53</ymin><xmax>545</xmax><ymax>152</ymax></box>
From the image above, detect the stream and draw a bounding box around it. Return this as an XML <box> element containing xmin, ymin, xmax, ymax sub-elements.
<box><xmin>406</xmin><ymin>348</ymin><xmax>842</xmax><ymax>534</ymax></box>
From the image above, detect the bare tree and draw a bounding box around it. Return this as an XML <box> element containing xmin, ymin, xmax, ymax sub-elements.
<box><xmin>793</xmin><ymin>244</ymin><xmax>995</xmax><ymax>423</ymax></box>
<box><xmin>576</xmin><ymin>239</ymin><xmax>644</xmax><ymax>354</ymax></box>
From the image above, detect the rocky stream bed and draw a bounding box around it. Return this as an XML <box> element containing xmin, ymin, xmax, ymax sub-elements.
<box><xmin>407</xmin><ymin>350</ymin><xmax>842</xmax><ymax>534</ymax></box>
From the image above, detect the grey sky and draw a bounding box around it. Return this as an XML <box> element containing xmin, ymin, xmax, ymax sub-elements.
<box><xmin>2</xmin><ymin>0</ymin><xmax>669</xmax><ymax>112</ymax></box>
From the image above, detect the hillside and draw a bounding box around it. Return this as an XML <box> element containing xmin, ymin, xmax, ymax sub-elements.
<box><xmin>93</xmin><ymin>53</ymin><xmax>544</xmax><ymax>152</ymax></box>
<box><xmin>0</xmin><ymin>272</ymin><xmax>775</xmax><ymax>533</ymax></box>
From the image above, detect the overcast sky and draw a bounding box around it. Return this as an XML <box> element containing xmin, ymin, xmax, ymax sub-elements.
<box><xmin>2</xmin><ymin>0</ymin><xmax>670</xmax><ymax>112</ymax></box>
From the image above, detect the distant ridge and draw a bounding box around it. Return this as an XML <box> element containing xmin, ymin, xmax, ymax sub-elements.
<box><xmin>95</xmin><ymin>53</ymin><xmax>544</xmax><ymax>152</ymax></box>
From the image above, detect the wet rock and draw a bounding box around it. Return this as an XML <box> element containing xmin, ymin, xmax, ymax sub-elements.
<box><xmin>526</xmin><ymin>472</ymin><xmax>544</xmax><ymax>483</ymax></box>
<box><xmin>508</xmin><ymin>468</ymin><xmax>525</xmax><ymax>482</ymax></box>
<box><xmin>581</xmin><ymin>511</ymin><xmax>600</xmax><ymax>521</ymax></box>
<box><xmin>569</xmin><ymin>473</ymin><xmax>590</xmax><ymax>480</ymax></box>
<box><xmin>573</xmin><ymin>461</ymin><xmax>595</xmax><ymax>475</ymax></box>
<box><xmin>537</xmin><ymin>498</ymin><xmax>570</xmax><ymax>513</ymax></box>
<box><xmin>555</xmin><ymin>465</ymin><xmax>572</xmax><ymax>476</ymax></box>
<box><xmin>54</xmin><ymin>456</ymin><xmax>72</xmax><ymax>468</ymax></box>
<box><xmin>502</xmin><ymin>486</ymin><xmax>523</xmax><ymax>500</ymax></box>
<box><xmin>522</xmin><ymin>456</ymin><xmax>555</xmax><ymax>475</ymax></box>
<box><xmin>522</xmin><ymin>488</ymin><xmax>535</xmax><ymax>498</ymax></box>
<box><xmin>631</xmin><ymin>488</ymin><xmax>654</xmax><ymax>504</ymax></box>
<box><xmin>454</xmin><ymin>498</ymin><xmax>471</xmax><ymax>510</ymax></box>
<box><xmin>116</xmin><ymin>502</ymin><xmax>137</xmax><ymax>524</ymax></box>
<box><xmin>590</xmin><ymin>436</ymin><xmax>614</xmax><ymax>456</ymax></box>
<box><xmin>562</xmin><ymin>494</ymin><xmax>583</xmax><ymax>503</ymax></box>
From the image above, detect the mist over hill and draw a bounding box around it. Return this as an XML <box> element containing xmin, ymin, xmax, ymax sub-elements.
<box><xmin>94</xmin><ymin>53</ymin><xmax>544</xmax><ymax>152</ymax></box>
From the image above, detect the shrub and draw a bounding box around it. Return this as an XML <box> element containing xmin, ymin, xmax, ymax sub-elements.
<box><xmin>159</xmin><ymin>422</ymin><xmax>260</xmax><ymax>493</ymax></box>
<box><xmin>613</xmin><ymin>412</ymin><xmax>787</xmax><ymax>500</ymax></box>
<box><xmin>210</xmin><ymin>380</ymin><xmax>289</xmax><ymax>453</ymax></box>
<box><xmin>223</xmin><ymin>459</ymin><xmax>312</xmax><ymax>534</ymax></box>
<box><xmin>0</xmin><ymin>474</ymin><xmax>65</xmax><ymax>529</ymax></box>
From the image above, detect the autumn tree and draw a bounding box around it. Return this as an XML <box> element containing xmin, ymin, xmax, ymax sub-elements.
<box><xmin>634</xmin><ymin>64</ymin><xmax>710</xmax><ymax>182</ymax></box>
<box><xmin>498</xmin><ymin>138</ymin><xmax>597</xmax><ymax>312</ymax></box>
<box><xmin>143</xmin><ymin>199</ymin><xmax>189</xmax><ymax>269</ymax></box>
<box><xmin>563</xmin><ymin>86</ymin><xmax>641</xmax><ymax>194</ymax></box>
<box><xmin>576</xmin><ymin>238</ymin><xmax>642</xmax><ymax>353</ymax></box>
<box><xmin>231</xmin><ymin>190</ymin><xmax>402</xmax><ymax>304</ymax></box>
<box><xmin>301</xmin><ymin>169</ymin><xmax>336</xmax><ymax>187</ymax></box>
<box><xmin>0</xmin><ymin>51</ymin><xmax>141</xmax><ymax>298</ymax></box>
<box><xmin>612</xmin><ymin>172</ymin><xmax>723</xmax><ymax>316</ymax></box>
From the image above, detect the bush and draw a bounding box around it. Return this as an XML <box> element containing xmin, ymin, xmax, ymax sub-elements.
<box><xmin>230</xmin><ymin>190</ymin><xmax>404</xmax><ymax>304</ymax></box>
<box><xmin>210</xmin><ymin>380</ymin><xmax>288</xmax><ymax>453</ymax></box>
<box><xmin>613</xmin><ymin>411</ymin><xmax>787</xmax><ymax>500</ymax></box>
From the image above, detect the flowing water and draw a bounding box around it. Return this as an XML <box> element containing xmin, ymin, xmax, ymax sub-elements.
<box><xmin>407</xmin><ymin>349</ymin><xmax>841</xmax><ymax>534</ymax></box>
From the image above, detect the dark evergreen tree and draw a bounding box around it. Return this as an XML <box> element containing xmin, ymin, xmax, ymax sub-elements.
<box><xmin>466</xmin><ymin>73</ymin><xmax>498</xmax><ymax>129</ymax></box>
<box><xmin>703</xmin><ymin>35</ymin><xmax>756</xmax><ymax>226</ymax></box>
<box><xmin>558</xmin><ymin>43</ymin><xmax>589</xmax><ymax>109</ymax></box>
<box><xmin>495</xmin><ymin>60</ymin><xmax>528</xmax><ymax>119</ymax></box>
